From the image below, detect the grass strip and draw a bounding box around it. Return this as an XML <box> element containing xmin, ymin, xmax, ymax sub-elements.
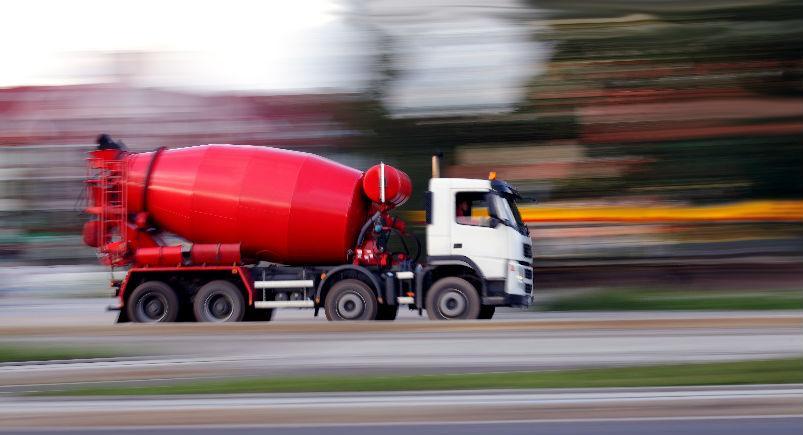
<box><xmin>536</xmin><ymin>290</ymin><xmax>803</xmax><ymax>311</ymax></box>
<box><xmin>34</xmin><ymin>357</ymin><xmax>803</xmax><ymax>396</ymax></box>
<box><xmin>0</xmin><ymin>345</ymin><xmax>121</xmax><ymax>363</ymax></box>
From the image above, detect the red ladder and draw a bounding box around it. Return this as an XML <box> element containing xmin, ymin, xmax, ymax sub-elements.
<box><xmin>96</xmin><ymin>159</ymin><xmax>128</xmax><ymax>266</ymax></box>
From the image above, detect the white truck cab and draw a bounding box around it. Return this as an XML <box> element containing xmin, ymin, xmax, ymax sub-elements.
<box><xmin>424</xmin><ymin>177</ymin><xmax>534</xmax><ymax>313</ymax></box>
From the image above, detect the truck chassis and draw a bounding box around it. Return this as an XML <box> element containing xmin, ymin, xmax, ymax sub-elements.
<box><xmin>113</xmin><ymin>257</ymin><xmax>523</xmax><ymax>322</ymax></box>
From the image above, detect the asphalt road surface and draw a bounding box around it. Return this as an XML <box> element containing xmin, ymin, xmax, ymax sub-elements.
<box><xmin>0</xmin><ymin>386</ymin><xmax>801</xmax><ymax>431</ymax></box>
<box><xmin>2</xmin><ymin>296</ymin><xmax>801</xmax><ymax>326</ymax></box>
<box><xmin>1</xmin><ymin>297</ymin><xmax>801</xmax><ymax>432</ymax></box>
<box><xmin>1</xmin><ymin>314</ymin><xmax>800</xmax><ymax>391</ymax></box>
<box><xmin>0</xmin><ymin>296</ymin><xmax>800</xmax><ymax>393</ymax></box>
<box><xmin>1</xmin><ymin>418</ymin><xmax>802</xmax><ymax>435</ymax></box>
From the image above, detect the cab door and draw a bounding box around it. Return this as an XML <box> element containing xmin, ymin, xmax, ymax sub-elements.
<box><xmin>449</xmin><ymin>190</ymin><xmax>508</xmax><ymax>279</ymax></box>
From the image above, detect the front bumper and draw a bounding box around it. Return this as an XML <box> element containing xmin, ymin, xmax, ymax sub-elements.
<box><xmin>505</xmin><ymin>293</ymin><xmax>532</xmax><ymax>306</ymax></box>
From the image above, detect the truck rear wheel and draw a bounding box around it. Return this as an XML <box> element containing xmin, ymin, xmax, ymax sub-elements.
<box><xmin>127</xmin><ymin>281</ymin><xmax>179</xmax><ymax>323</ymax></box>
<box><xmin>426</xmin><ymin>277</ymin><xmax>481</xmax><ymax>320</ymax></box>
<box><xmin>193</xmin><ymin>280</ymin><xmax>245</xmax><ymax>322</ymax></box>
<box><xmin>324</xmin><ymin>279</ymin><xmax>377</xmax><ymax>321</ymax></box>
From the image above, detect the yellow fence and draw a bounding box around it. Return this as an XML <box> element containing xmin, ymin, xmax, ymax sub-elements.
<box><xmin>404</xmin><ymin>200</ymin><xmax>803</xmax><ymax>224</ymax></box>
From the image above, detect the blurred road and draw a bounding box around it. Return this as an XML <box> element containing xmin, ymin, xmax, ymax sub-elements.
<box><xmin>4</xmin><ymin>418</ymin><xmax>802</xmax><ymax>435</ymax></box>
<box><xmin>3</xmin><ymin>418</ymin><xmax>802</xmax><ymax>435</ymax></box>
<box><xmin>0</xmin><ymin>385</ymin><xmax>801</xmax><ymax>430</ymax></box>
<box><xmin>1</xmin><ymin>297</ymin><xmax>801</xmax><ymax>432</ymax></box>
<box><xmin>1</xmin><ymin>296</ymin><xmax>802</xmax><ymax>325</ymax></box>
<box><xmin>0</xmin><ymin>302</ymin><xmax>800</xmax><ymax>393</ymax></box>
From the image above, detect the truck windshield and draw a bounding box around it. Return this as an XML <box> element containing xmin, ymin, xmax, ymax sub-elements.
<box><xmin>490</xmin><ymin>193</ymin><xmax>528</xmax><ymax>235</ymax></box>
<box><xmin>506</xmin><ymin>196</ymin><xmax>525</xmax><ymax>228</ymax></box>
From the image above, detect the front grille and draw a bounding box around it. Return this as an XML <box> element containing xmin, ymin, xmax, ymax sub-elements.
<box><xmin>523</xmin><ymin>243</ymin><xmax>532</xmax><ymax>258</ymax></box>
<box><xmin>524</xmin><ymin>283</ymin><xmax>532</xmax><ymax>293</ymax></box>
<box><xmin>524</xmin><ymin>268</ymin><xmax>533</xmax><ymax>280</ymax></box>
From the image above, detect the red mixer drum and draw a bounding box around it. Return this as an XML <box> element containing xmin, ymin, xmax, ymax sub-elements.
<box><xmin>125</xmin><ymin>145</ymin><xmax>372</xmax><ymax>265</ymax></box>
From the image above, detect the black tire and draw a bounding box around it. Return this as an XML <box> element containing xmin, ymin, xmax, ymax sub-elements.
<box><xmin>193</xmin><ymin>280</ymin><xmax>245</xmax><ymax>322</ymax></box>
<box><xmin>478</xmin><ymin>305</ymin><xmax>496</xmax><ymax>320</ymax></box>
<box><xmin>376</xmin><ymin>304</ymin><xmax>398</xmax><ymax>321</ymax></box>
<box><xmin>426</xmin><ymin>277</ymin><xmax>481</xmax><ymax>320</ymax></box>
<box><xmin>243</xmin><ymin>307</ymin><xmax>275</xmax><ymax>322</ymax></box>
<box><xmin>127</xmin><ymin>281</ymin><xmax>179</xmax><ymax>323</ymax></box>
<box><xmin>324</xmin><ymin>279</ymin><xmax>378</xmax><ymax>321</ymax></box>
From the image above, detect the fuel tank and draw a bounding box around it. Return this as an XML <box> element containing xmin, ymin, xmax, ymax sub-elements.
<box><xmin>125</xmin><ymin>145</ymin><xmax>371</xmax><ymax>265</ymax></box>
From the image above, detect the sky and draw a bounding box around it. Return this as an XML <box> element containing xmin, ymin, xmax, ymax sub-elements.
<box><xmin>0</xmin><ymin>0</ymin><xmax>549</xmax><ymax>116</ymax></box>
<box><xmin>0</xmin><ymin>0</ymin><xmax>373</xmax><ymax>91</ymax></box>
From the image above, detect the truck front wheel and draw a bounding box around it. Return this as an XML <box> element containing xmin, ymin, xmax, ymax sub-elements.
<box><xmin>426</xmin><ymin>277</ymin><xmax>481</xmax><ymax>320</ymax></box>
<box><xmin>193</xmin><ymin>280</ymin><xmax>245</xmax><ymax>322</ymax></box>
<box><xmin>324</xmin><ymin>279</ymin><xmax>378</xmax><ymax>321</ymax></box>
<box><xmin>127</xmin><ymin>281</ymin><xmax>179</xmax><ymax>323</ymax></box>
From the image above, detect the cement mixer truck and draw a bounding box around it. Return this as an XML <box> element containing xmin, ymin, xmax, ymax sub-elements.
<box><xmin>83</xmin><ymin>135</ymin><xmax>533</xmax><ymax>323</ymax></box>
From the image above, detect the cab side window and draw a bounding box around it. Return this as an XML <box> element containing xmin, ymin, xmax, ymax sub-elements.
<box><xmin>455</xmin><ymin>192</ymin><xmax>491</xmax><ymax>227</ymax></box>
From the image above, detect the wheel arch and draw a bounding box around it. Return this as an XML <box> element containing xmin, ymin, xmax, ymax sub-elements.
<box><xmin>422</xmin><ymin>256</ymin><xmax>486</xmax><ymax>306</ymax></box>
<box><xmin>315</xmin><ymin>264</ymin><xmax>382</xmax><ymax>306</ymax></box>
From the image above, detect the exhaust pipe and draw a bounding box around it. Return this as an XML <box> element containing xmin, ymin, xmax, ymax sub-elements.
<box><xmin>431</xmin><ymin>151</ymin><xmax>443</xmax><ymax>178</ymax></box>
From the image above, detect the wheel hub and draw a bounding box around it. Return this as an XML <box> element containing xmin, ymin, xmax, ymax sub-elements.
<box><xmin>145</xmin><ymin>300</ymin><xmax>163</xmax><ymax>317</ymax></box>
<box><xmin>337</xmin><ymin>291</ymin><xmax>365</xmax><ymax>319</ymax></box>
<box><xmin>137</xmin><ymin>292</ymin><xmax>167</xmax><ymax>322</ymax></box>
<box><xmin>207</xmin><ymin>294</ymin><xmax>233</xmax><ymax>320</ymax></box>
<box><xmin>438</xmin><ymin>289</ymin><xmax>467</xmax><ymax>318</ymax></box>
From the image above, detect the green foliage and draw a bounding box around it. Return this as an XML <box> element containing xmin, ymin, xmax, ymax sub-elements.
<box><xmin>37</xmin><ymin>358</ymin><xmax>803</xmax><ymax>396</ymax></box>
<box><xmin>536</xmin><ymin>289</ymin><xmax>803</xmax><ymax>311</ymax></box>
<box><xmin>0</xmin><ymin>345</ymin><xmax>120</xmax><ymax>363</ymax></box>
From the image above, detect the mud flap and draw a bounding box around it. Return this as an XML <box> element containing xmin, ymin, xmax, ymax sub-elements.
<box><xmin>115</xmin><ymin>309</ymin><xmax>130</xmax><ymax>323</ymax></box>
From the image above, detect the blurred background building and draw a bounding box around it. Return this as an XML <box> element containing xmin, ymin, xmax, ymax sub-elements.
<box><xmin>1</xmin><ymin>0</ymin><xmax>801</xmax><ymax>291</ymax></box>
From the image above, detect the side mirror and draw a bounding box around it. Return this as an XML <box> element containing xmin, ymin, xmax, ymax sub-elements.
<box><xmin>488</xmin><ymin>217</ymin><xmax>500</xmax><ymax>228</ymax></box>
